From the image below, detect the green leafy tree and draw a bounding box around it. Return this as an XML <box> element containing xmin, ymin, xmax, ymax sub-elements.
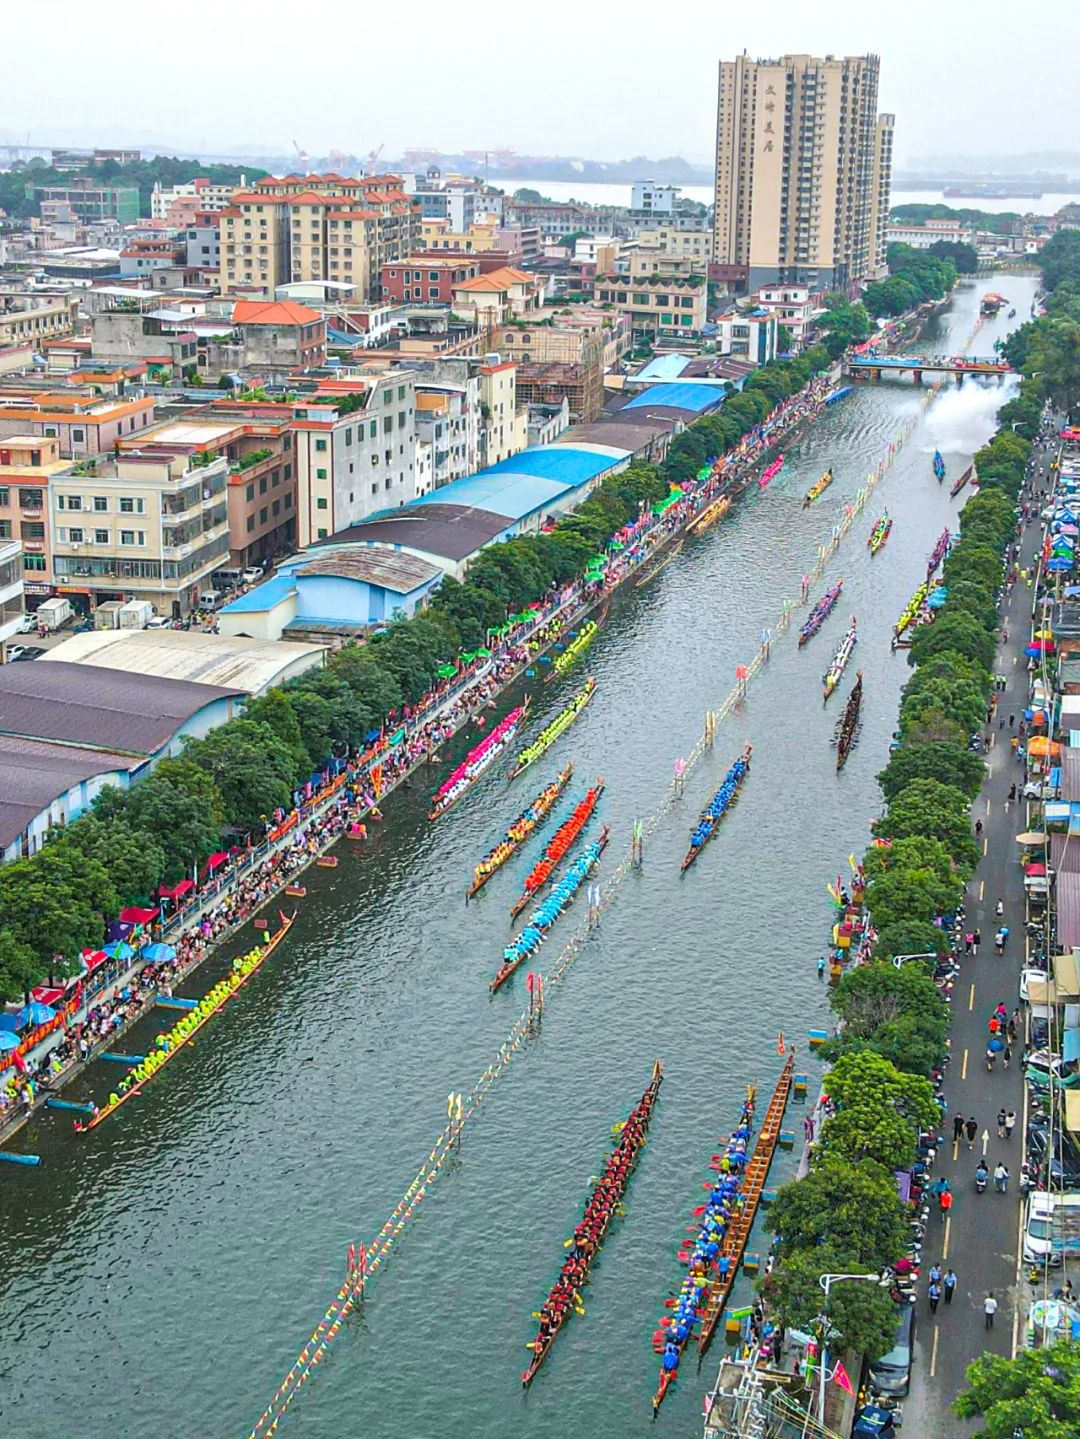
<box><xmin>927</xmin><ymin>239</ymin><xmax>978</xmax><ymax>273</ymax></box>
<box><xmin>97</xmin><ymin>772</ymin><xmax>221</xmax><ymax>882</ymax></box>
<box><xmin>875</xmin><ymin>777</ymin><xmax>981</xmax><ymax>873</ymax></box>
<box><xmin>908</xmin><ymin>612</ymin><xmax>997</xmax><ymax>672</ymax></box>
<box><xmin>819</xmin><ymin>1051</ymin><xmax>939</xmax><ymax>1169</ymax></box>
<box><xmin>152</xmin><ymin>757</ymin><xmax>226</xmax><ymax>830</ymax></box>
<box><xmin>1028</xmin><ymin>316</ymin><xmax>1080</xmax><ymax>414</ymax></box>
<box><xmin>878</xmin><ymin>741</ymin><xmax>984</xmax><ymax>804</ymax></box>
<box><xmin>1040</xmin><ymin>228</ymin><xmax>1080</xmax><ymax>293</ymax></box>
<box><xmin>954</xmin><ymin>1340</ymin><xmax>1080</xmax><ymax>1437</ymax></box>
<box><xmin>872</xmin><ymin>918</ymin><xmax>950</xmax><ymax>963</ymax></box>
<box><xmin>184</xmin><ymin>720</ymin><xmax>297</xmax><ymax>833</ymax></box>
<box><xmin>244</xmin><ymin>688</ymin><xmax>311</xmax><ymax>777</ymax></box>
<box><xmin>61</xmin><ymin>814</ymin><xmax>166</xmax><ymax>904</ymax></box>
<box><xmin>0</xmin><ymin>845</ymin><xmax>116</xmax><ymax>969</ymax></box>
<box><xmin>767</xmin><ymin>1156</ymin><xmax>907</xmax><ymax>1268</ymax></box>
<box><xmin>759</xmin><ymin>1245</ymin><xmax>898</xmax><ymax>1361</ymax></box>
<box><xmin>0</xmin><ymin>929</ymin><xmax>42</xmax><ymax>1003</ymax></box>
<box><xmin>827</xmin><ymin>959</ymin><xmax>949</xmax><ymax>1075</ymax></box>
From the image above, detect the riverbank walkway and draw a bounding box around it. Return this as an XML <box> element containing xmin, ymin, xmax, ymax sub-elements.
<box><xmin>903</xmin><ymin>433</ymin><xmax>1055</xmax><ymax>1433</ymax></box>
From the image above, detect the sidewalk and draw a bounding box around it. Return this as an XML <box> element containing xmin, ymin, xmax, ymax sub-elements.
<box><xmin>903</xmin><ymin>443</ymin><xmax>1052</xmax><ymax>1433</ymax></box>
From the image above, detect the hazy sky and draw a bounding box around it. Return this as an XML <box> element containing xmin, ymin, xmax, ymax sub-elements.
<box><xmin>2</xmin><ymin>0</ymin><xmax>1075</xmax><ymax>167</ymax></box>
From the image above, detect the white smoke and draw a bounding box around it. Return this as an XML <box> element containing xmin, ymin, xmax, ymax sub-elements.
<box><xmin>923</xmin><ymin>378</ymin><xmax>1019</xmax><ymax>456</ymax></box>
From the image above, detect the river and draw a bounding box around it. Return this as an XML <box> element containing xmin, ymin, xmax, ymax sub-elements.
<box><xmin>491</xmin><ymin>177</ymin><xmax>1072</xmax><ymax>216</ymax></box>
<box><xmin>0</xmin><ymin>273</ymin><xmax>1036</xmax><ymax>1439</ymax></box>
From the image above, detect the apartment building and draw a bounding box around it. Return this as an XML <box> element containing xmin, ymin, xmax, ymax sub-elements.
<box><xmin>630</xmin><ymin>181</ymin><xmax>680</xmax><ymax>215</ymax></box>
<box><xmin>292</xmin><ymin>374</ymin><xmax>418</xmax><ymax>547</ymax></box>
<box><xmin>450</xmin><ymin>268</ymin><xmax>544</xmax><ymax>326</ymax></box>
<box><xmin>753</xmin><ymin>284</ymin><xmax>817</xmax><ymax>348</ymax></box>
<box><xmin>503</xmin><ymin>199</ymin><xmax>595</xmax><ymax>237</ymax></box>
<box><xmin>381</xmin><ymin>256</ymin><xmax>480</xmax><ymax>303</ymax></box>
<box><xmin>31</xmin><ymin>183</ymin><xmax>140</xmax><ymax>225</ymax></box>
<box><xmin>713</xmin><ymin>52</ymin><xmax>893</xmax><ymax>289</ymax></box>
<box><xmin>219</xmin><ymin>176</ymin><xmax>421</xmax><ymax>301</ymax></box>
<box><xmin>479</xmin><ymin>358</ymin><xmax>528</xmax><ymax>467</ymax></box>
<box><xmin>886</xmin><ymin>217</ymin><xmax>972</xmax><ymax>250</ymax></box>
<box><xmin>636</xmin><ymin>226</ymin><xmax>714</xmax><ymax>264</ymax></box>
<box><xmin>628</xmin><ymin>249</ymin><xmax>703</xmax><ymax>280</ymax></box>
<box><xmin>151</xmin><ymin>177</ymin><xmax>246</xmax><ymax>222</ymax></box>
<box><xmin>0</xmin><ymin>536</ymin><xmax>24</xmax><ymax>652</ymax></box>
<box><xmin>0</xmin><ymin>436</ymin><xmax>70</xmax><ymax>595</ymax></box>
<box><xmin>0</xmin><ymin>389</ymin><xmax>156</xmax><ymax>455</ymax></box>
<box><xmin>712</xmin><ymin>309</ymin><xmax>778</xmax><ymax>364</ymax></box>
<box><xmin>593</xmin><ymin>275</ymin><xmax>708</xmax><ymax>338</ymax></box>
<box><xmin>49</xmin><ymin>443</ymin><xmax>230</xmax><ymax>616</ymax></box>
<box><xmin>0</xmin><ymin>296</ymin><xmax>78</xmax><ymax>349</ymax></box>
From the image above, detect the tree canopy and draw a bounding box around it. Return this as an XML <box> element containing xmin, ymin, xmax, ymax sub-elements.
<box><xmin>954</xmin><ymin>1341</ymin><xmax>1080</xmax><ymax>1437</ymax></box>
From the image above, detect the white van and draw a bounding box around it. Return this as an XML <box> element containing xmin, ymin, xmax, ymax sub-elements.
<box><xmin>197</xmin><ymin>589</ymin><xmax>223</xmax><ymax>610</ymax></box>
<box><xmin>1023</xmin><ymin>1191</ymin><xmax>1080</xmax><ymax>1263</ymax></box>
<box><xmin>214</xmin><ymin>568</ymin><xmax>244</xmax><ymax>590</ymax></box>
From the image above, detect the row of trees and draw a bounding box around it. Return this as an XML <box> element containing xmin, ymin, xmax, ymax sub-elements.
<box><xmin>1005</xmin><ymin>233</ymin><xmax>1080</xmax><ymax>419</ymax></box>
<box><xmin>0</xmin><ymin>346</ymin><xmax>832</xmax><ymax>1001</ymax></box>
<box><xmin>862</xmin><ymin>243</ymin><xmax>959</xmax><ymax>319</ymax></box>
<box><xmin>0</xmin><ymin>156</ymin><xmax>263</xmax><ymax>221</ymax></box>
<box><xmin>760</xmin><ymin>378</ymin><xmax>1029</xmax><ymax>1363</ymax></box>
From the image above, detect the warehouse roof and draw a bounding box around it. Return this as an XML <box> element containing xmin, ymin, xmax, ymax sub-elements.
<box><xmin>0</xmin><ymin>662</ymin><xmax>243</xmax><ymax>756</ymax></box>
<box><xmin>633</xmin><ymin>353</ymin><xmax>694</xmax><ymax>382</ymax></box>
<box><xmin>623</xmin><ymin>382</ymin><xmax>727</xmax><ymax>415</ymax></box>
<box><xmin>43</xmin><ymin>629</ymin><xmax>326</xmax><ymax>696</ymax></box>
<box><xmin>218</xmin><ymin>575</ymin><xmax>298</xmax><ymax>615</ymax></box>
<box><xmin>0</xmin><ymin>735</ymin><xmax>141</xmax><ymax>851</ymax></box>
<box><xmin>297</xmin><ymin>549</ymin><xmax>442</xmax><ymax>593</ymax></box>
<box><xmin>312</xmin><ymin>504</ymin><xmax>510</xmax><ymax>564</ymax></box>
<box><xmin>558</xmin><ymin>419</ymin><xmax>673</xmax><ymax>452</ymax></box>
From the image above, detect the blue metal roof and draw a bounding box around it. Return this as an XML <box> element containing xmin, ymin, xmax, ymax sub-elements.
<box><xmin>623</xmin><ymin>383</ymin><xmax>727</xmax><ymax>415</ymax></box>
<box><xmin>218</xmin><ymin>575</ymin><xmax>296</xmax><ymax>614</ymax></box>
<box><xmin>482</xmin><ymin>446</ymin><xmax>626</xmax><ymax>485</ymax></box>
<box><xmin>635</xmin><ymin>352</ymin><xmax>693</xmax><ymax>382</ymax></box>
<box><xmin>409</xmin><ymin>471</ymin><xmax>571</xmax><ymax>520</ymax></box>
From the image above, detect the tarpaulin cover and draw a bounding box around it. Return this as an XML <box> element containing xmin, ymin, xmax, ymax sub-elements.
<box><xmin>1026</xmin><ymin>862</ymin><xmax>1048</xmax><ymax>877</ymax></box>
<box><xmin>119</xmin><ymin>906</ymin><xmax>159</xmax><ymax>924</ymax></box>
<box><xmin>82</xmin><ymin>951</ymin><xmax>107</xmax><ymax>973</ymax></box>
<box><xmin>1065</xmin><ymin>1028</ymin><xmax>1080</xmax><ymax>1064</ymax></box>
<box><xmin>159</xmin><ymin>879</ymin><xmax>194</xmax><ymax>899</ymax></box>
<box><xmin>206</xmin><ymin>851</ymin><xmax>229</xmax><ymax>870</ymax></box>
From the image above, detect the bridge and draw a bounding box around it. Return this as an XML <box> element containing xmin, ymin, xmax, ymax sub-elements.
<box><xmin>843</xmin><ymin>354</ymin><xmax>1013</xmax><ymax>385</ymax></box>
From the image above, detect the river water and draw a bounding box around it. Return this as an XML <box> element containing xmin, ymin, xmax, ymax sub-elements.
<box><xmin>0</xmin><ymin>274</ymin><xmax>1036</xmax><ymax>1439</ymax></box>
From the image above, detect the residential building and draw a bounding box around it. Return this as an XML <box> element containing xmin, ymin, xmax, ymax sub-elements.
<box><xmin>636</xmin><ymin>226</ymin><xmax>714</xmax><ymax>263</ymax></box>
<box><xmin>495</xmin><ymin>323</ymin><xmax>605</xmax><ymax>421</ymax></box>
<box><xmin>89</xmin><ymin>292</ymin><xmax>201</xmax><ymax>378</ymax></box>
<box><xmin>628</xmin><ymin>248</ymin><xmax>703</xmax><ymax>280</ymax></box>
<box><xmin>0</xmin><ymin>535</ymin><xmax>24</xmax><ymax>654</ymax></box>
<box><xmin>49</xmin><ymin>442</ymin><xmax>230</xmax><ymax>616</ymax></box>
<box><xmin>711</xmin><ymin>309</ymin><xmax>778</xmax><ymax>365</ymax></box>
<box><xmin>415</xmin><ymin>388</ymin><xmax>472</xmax><ymax>489</ymax></box>
<box><xmin>478</xmin><ymin>358</ymin><xmax>528</xmax><ymax>466</ymax></box>
<box><xmin>292</xmin><ymin>374</ymin><xmax>418</xmax><ymax>546</ymax></box>
<box><xmin>184</xmin><ymin>221</ymin><xmax>221</xmax><ymax>272</ymax></box>
<box><xmin>50</xmin><ymin>148</ymin><xmax>140</xmax><ymax>172</ymax></box>
<box><xmin>31</xmin><ymin>183</ymin><xmax>140</xmax><ymax>226</ymax></box>
<box><xmin>503</xmin><ymin>198</ymin><xmax>595</xmax><ymax>237</ymax></box>
<box><xmin>0</xmin><ymin>389</ymin><xmax>156</xmax><ymax>456</ymax></box>
<box><xmin>219</xmin><ymin>176</ymin><xmax>421</xmax><ymax>301</ymax></box>
<box><xmin>527</xmin><ymin>398</ymin><xmax>571</xmax><ymax>446</ymax></box>
<box><xmin>593</xmin><ymin>275</ymin><xmax>708</xmax><ymax>339</ymax></box>
<box><xmin>0</xmin><ymin>436</ymin><xmax>69</xmax><ymax>597</ymax></box>
<box><xmin>450</xmin><ymin>267</ymin><xmax>545</xmax><ymax>326</ymax></box>
<box><xmin>0</xmin><ymin>296</ymin><xmax>78</xmax><ymax>349</ymax></box>
<box><xmin>380</xmin><ymin>256</ymin><xmax>481</xmax><ymax>303</ymax></box>
<box><xmin>753</xmin><ymin>283</ymin><xmax>817</xmax><ymax>348</ymax></box>
<box><xmin>630</xmin><ymin>181</ymin><xmax>680</xmax><ymax>216</ymax></box>
<box><xmin>119</xmin><ymin>237</ymin><xmax>186</xmax><ymax>277</ymax></box>
<box><xmin>151</xmin><ymin>177</ymin><xmax>246</xmax><ymax>222</ymax></box>
<box><xmin>713</xmin><ymin>52</ymin><xmax>893</xmax><ymax>288</ymax></box>
<box><xmin>230</xmin><ymin>299</ymin><xmax>326</xmax><ymax>374</ymax></box>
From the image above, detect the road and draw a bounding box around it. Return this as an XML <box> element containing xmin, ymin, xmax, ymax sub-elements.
<box><xmin>903</xmin><ymin>436</ymin><xmax>1054</xmax><ymax>1433</ymax></box>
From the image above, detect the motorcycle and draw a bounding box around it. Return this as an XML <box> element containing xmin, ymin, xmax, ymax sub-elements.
<box><xmin>975</xmin><ymin>1165</ymin><xmax>988</xmax><ymax>1194</ymax></box>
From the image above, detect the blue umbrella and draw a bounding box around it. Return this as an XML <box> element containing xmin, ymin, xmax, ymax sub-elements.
<box><xmin>15</xmin><ymin>1001</ymin><xmax>55</xmax><ymax>1027</ymax></box>
<box><xmin>141</xmin><ymin>942</ymin><xmax>176</xmax><ymax>964</ymax></box>
<box><xmin>103</xmin><ymin>941</ymin><xmax>135</xmax><ymax>962</ymax></box>
<box><xmin>0</xmin><ymin>1013</ymin><xmax>19</xmax><ymax>1033</ymax></box>
<box><xmin>0</xmin><ymin>1032</ymin><xmax>19</xmax><ymax>1053</ymax></box>
<box><xmin>988</xmin><ymin>1036</ymin><xmax>1004</xmax><ymax>1053</ymax></box>
<box><xmin>1047</xmin><ymin>558</ymin><xmax>1074</xmax><ymax>572</ymax></box>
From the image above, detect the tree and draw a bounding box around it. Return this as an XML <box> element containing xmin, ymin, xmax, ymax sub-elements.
<box><xmin>878</xmin><ymin>741</ymin><xmax>984</xmax><ymax>804</ymax></box>
<box><xmin>99</xmin><ymin>772</ymin><xmax>221</xmax><ymax>882</ymax></box>
<box><xmin>0</xmin><ymin>929</ymin><xmax>41</xmax><ymax>1003</ymax></box>
<box><xmin>819</xmin><ymin>1051</ymin><xmax>939</xmax><ymax>1169</ymax></box>
<box><xmin>61</xmin><ymin>814</ymin><xmax>166</xmax><ymax>904</ymax></box>
<box><xmin>872</xmin><ymin>918</ymin><xmax>950</xmax><ymax>964</ymax></box>
<box><xmin>927</xmin><ymin>239</ymin><xmax>978</xmax><ymax>274</ymax></box>
<box><xmin>827</xmin><ymin>959</ymin><xmax>949</xmax><ymax>1075</ymax></box>
<box><xmin>0</xmin><ymin>845</ymin><xmax>116</xmax><ymax>970</ymax></box>
<box><xmin>244</xmin><ymin>688</ymin><xmax>311</xmax><ymax>777</ymax></box>
<box><xmin>1040</xmin><ymin>228</ymin><xmax>1080</xmax><ymax>293</ymax></box>
<box><xmin>152</xmin><ymin>757</ymin><xmax>226</xmax><ymax>830</ymax></box>
<box><xmin>767</xmin><ymin>1156</ymin><xmax>907</xmax><ymax>1268</ymax></box>
<box><xmin>938</xmin><ymin>580</ymin><xmax>1001</xmax><ymax>633</ymax></box>
<box><xmin>954</xmin><ymin>1340</ymin><xmax>1080</xmax><ymax>1437</ymax></box>
<box><xmin>875</xmin><ymin>777</ymin><xmax>981</xmax><ymax>874</ymax></box>
<box><xmin>908</xmin><ymin>612</ymin><xmax>997</xmax><ymax>672</ymax></box>
<box><xmin>184</xmin><ymin>720</ymin><xmax>297</xmax><ymax>834</ymax></box>
<box><xmin>1029</xmin><ymin>316</ymin><xmax>1080</xmax><ymax>414</ymax></box>
<box><xmin>759</xmin><ymin>1245</ymin><xmax>898</xmax><ymax>1361</ymax></box>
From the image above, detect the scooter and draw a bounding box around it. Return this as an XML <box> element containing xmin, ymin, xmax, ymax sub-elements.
<box><xmin>975</xmin><ymin>1164</ymin><xmax>988</xmax><ymax>1194</ymax></box>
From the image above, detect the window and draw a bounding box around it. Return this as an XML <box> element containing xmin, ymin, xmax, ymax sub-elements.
<box><xmin>246</xmin><ymin>484</ymin><xmax>255</xmax><ymax>502</ymax></box>
<box><xmin>259</xmin><ymin>476</ymin><xmax>268</xmax><ymax>495</ymax></box>
<box><xmin>93</xmin><ymin>495</ymin><xmax>108</xmax><ymax>512</ymax></box>
<box><xmin>94</xmin><ymin>528</ymin><xmax>109</xmax><ymax>544</ymax></box>
<box><xmin>315</xmin><ymin>438</ymin><xmax>327</xmax><ymax>452</ymax></box>
<box><xmin>371</xmin><ymin>483</ymin><xmax>378</xmax><ymax>495</ymax></box>
<box><xmin>317</xmin><ymin>527</ymin><xmax>328</xmax><ymax>539</ymax></box>
<box><xmin>246</xmin><ymin>515</ymin><xmax>255</xmax><ymax>533</ymax></box>
<box><xmin>344</xmin><ymin>428</ymin><xmax>353</xmax><ymax>446</ymax></box>
<box><xmin>43</xmin><ymin>425</ymin><xmax>58</xmax><ymax>438</ymax></box>
<box><xmin>19</xmin><ymin>489</ymin><xmax>42</xmax><ymax>509</ymax></box>
<box><xmin>72</xmin><ymin>427</ymin><xmax>85</xmax><ymax>443</ymax></box>
<box><xmin>119</xmin><ymin>497</ymin><xmax>144</xmax><ymax>514</ymax></box>
<box><xmin>63</xmin><ymin>495</ymin><xmax>83</xmax><ymax>511</ymax></box>
<box><xmin>369</xmin><ymin>421</ymin><xmax>377</xmax><ymax>439</ymax></box>
<box><xmin>429</xmin><ymin>288</ymin><xmax>439</xmax><ymax>299</ymax></box>
<box><xmin>272</xmin><ymin>499</ymin><xmax>281</xmax><ymax>517</ymax></box>
<box><xmin>316</xmin><ymin>497</ymin><xmax>328</xmax><ymax>510</ymax></box>
<box><xmin>383</xmin><ymin>390</ymin><xmax>392</xmax><ymax>405</ymax></box>
<box><xmin>0</xmin><ymin>520</ymin><xmax>10</xmax><ymax>539</ymax></box>
<box><xmin>316</xmin><ymin>467</ymin><xmax>327</xmax><ymax>480</ymax></box>
<box><xmin>284</xmin><ymin>492</ymin><xmax>292</xmax><ymax>509</ymax></box>
<box><xmin>397</xmin><ymin>385</ymin><xmax>406</xmax><ymax>401</ymax></box>
<box><xmin>429</xmin><ymin>272</ymin><xmax>440</xmax><ymax>281</ymax></box>
<box><xmin>383</xmin><ymin>416</ymin><xmax>393</xmax><ymax>434</ymax></box>
<box><xmin>385</xmin><ymin>477</ymin><xmax>393</xmax><ymax>490</ymax></box>
<box><xmin>23</xmin><ymin>554</ymin><xmax>46</xmax><ymax>572</ymax></box>
<box><xmin>259</xmin><ymin>507</ymin><xmax>268</xmax><ymax>524</ymax></box>
<box><xmin>371</xmin><ymin>454</ymin><xmax>379</xmax><ymax>467</ymax></box>
<box><xmin>120</xmin><ymin>529</ymin><xmax>136</xmax><ymax>545</ymax></box>
<box><xmin>66</xmin><ymin>526</ymin><xmax>85</xmax><ymax>543</ymax></box>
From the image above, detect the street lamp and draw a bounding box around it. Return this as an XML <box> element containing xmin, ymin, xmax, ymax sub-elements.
<box><xmin>816</xmin><ymin>1271</ymin><xmax>891</xmax><ymax>1428</ymax></box>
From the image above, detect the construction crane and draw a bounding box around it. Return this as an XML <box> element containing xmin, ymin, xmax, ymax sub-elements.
<box><xmin>292</xmin><ymin>139</ymin><xmax>310</xmax><ymax>175</ymax></box>
<box><xmin>365</xmin><ymin>143</ymin><xmax>384</xmax><ymax>175</ymax></box>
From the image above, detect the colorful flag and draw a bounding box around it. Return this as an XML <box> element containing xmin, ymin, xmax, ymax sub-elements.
<box><xmin>832</xmin><ymin>1359</ymin><xmax>855</xmax><ymax>1396</ymax></box>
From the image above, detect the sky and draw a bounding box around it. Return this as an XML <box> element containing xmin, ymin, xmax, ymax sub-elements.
<box><xmin>2</xmin><ymin>0</ymin><xmax>1076</xmax><ymax>168</ymax></box>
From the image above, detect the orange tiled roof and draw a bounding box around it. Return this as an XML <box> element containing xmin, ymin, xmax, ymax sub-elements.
<box><xmin>453</xmin><ymin>266</ymin><xmax>536</xmax><ymax>292</ymax></box>
<box><xmin>232</xmin><ymin>299</ymin><xmax>323</xmax><ymax>327</ymax></box>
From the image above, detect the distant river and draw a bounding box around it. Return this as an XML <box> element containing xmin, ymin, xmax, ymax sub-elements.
<box><xmin>492</xmin><ymin>177</ymin><xmax>1072</xmax><ymax>216</ymax></box>
<box><xmin>0</xmin><ymin>276</ymin><xmax>1037</xmax><ymax>1439</ymax></box>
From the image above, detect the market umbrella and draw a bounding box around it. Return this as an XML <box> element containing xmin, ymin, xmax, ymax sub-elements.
<box><xmin>15</xmin><ymin>1001</ymin><xmax>55</xmax><ymax>1027</ymax></box>
<box><xmin>1034</xmin><ymin>629</ymin><xmax>1055</xmax><ymax>639</ymax></box>
<box><xmin>1016</xmin><ymin>831</ymin><xmax>1047</xmax><ymax>845</ymax></box>
<box><xmin>988</xmin><ymin>1036</ymin><xmax>1004</xmax><ymax>1053</ymax></box>
<box><xmin>1047</xmin><ymin>557</ymin><xmax>1074</xmax><ymax>572</ymax></box>
<box><xmin>141</xmin><ymin>942</ymin><xmax>176</xmax><ymax>964</ymax></box>
<box><xmin>0</xmin><ymin>1032</ymin><xmax>19</xmax><ymax>1053</ymax></box>
<box><xmin>103</xmin><ymin>941</ymin><xmax>135</xmax><ymax>962</ymax></box>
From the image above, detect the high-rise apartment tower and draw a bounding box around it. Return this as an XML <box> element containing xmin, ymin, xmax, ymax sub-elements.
<box><xmin>713</xmin><ymin>52</ymin><xmax>893</xmax><ymax>290</ymax></box>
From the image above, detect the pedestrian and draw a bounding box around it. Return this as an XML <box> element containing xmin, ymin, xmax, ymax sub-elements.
<box><xmin>984</xmin><ymin>1291</ymin><xmax>998</xmax><ymax>1329</ymax></box>
<box><xmin>974</xmin><ymin>927</ymin><xmax>982</xmax><ymax>950</ymax></box>
<box><xmin>928</xmin><ymin>1279</ymin><xmax>941</xmax><ymax>1314</ymax></box>
<box><xmin>965</xmin><ymin>932</ymin><xmax>974</xmax><ymax>955</ymax></box>
<box><xmin>997</xmin><ymin>1108</ymin><xmax>1007</xmax><ymax>1139</ymax></box>
<box><xmin>940</xmin><ymin>1188</ymin><xmax>953</xmax><ymax>1222</ymax></box>
<box><xmin>1009</xmin><ymin>1009</ymin><xmax>1020</xmax><ymax>1042</ymax></box>
<box><xmin>953</xmin><ymin>1113</ymin><xmax>965</xmax><ymax>1144</ymax></box>
<box><xmin>1010</xmin><ymin>714</ymin><xmax>1015</xmax><ymax>728</ymax></box>
<box><xmin>944</xmin><ymin>1268</ymin><xmax>957</xmax><ymax>1305</ymax></box>
<box><xmin>929</xmin><ymin>1262</ymin><xmax>942</xmax><ymax>1287</ymax></box>
<box><xmin>965</xmin><ymin>1116</ymin><xmax>978</xmax><ymax>1149</ymax></box>
<box><xmin>994</xmin><ymin>1162</ymin><xmax>1010</xmax><ymax>1193</ymax></box>
<box><xmin>933</xmin><ymin>1175</ymin><xmax>949</xmax><ymax>1200</ymax></box>
<box><xmin>1003</xmin><ymin>1043</ymin><xmax>1012</xmax><ymax>1070</ymax></box>
<box><xmin>1005</xmin><ymin>1109</ymin><xmax>1017</xmax><ymax>1140</ymax></box>
<box><xmin>989</xmin><ymin>1015</ymin><xmax>1000</xmax><ymax>1037</ymax></box>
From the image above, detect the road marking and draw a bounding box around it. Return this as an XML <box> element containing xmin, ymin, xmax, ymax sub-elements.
<box><xmin>962</xmin><ymin>1047</ymin><xmax>969</xmax><ymax>1080</ymax></box>
<box><xmin>952</xmin><ymin>1137</ymin><xmax>959</xmax><ymax>1162</ymax></box>
<box><xmin>986</xmin><ymin>797</ymin><xmax>991</xmax><ymax>814</ymax></box>
<box><xmin>983</xmin><ymin>837</ymin><xmax>989</xmax><ymax>855</ymax></box>
<box><xmin>969</xmin><ymin>983</ymin><xmax>976</xmax><ymax>1011</ymax></box>
<box><xmin>942</xmin><ymin>1215</ymin><xmax>951</xmax><ymax>1261</ymax></box>
<box><xmin>979</xmin><ymin>879</ymin><xmax>985</xmax><ymax>901</ymax></box>
<box><xmin>929</xmin><ymin>1323</ymin><xmax>940</xmax><ymax>1377</ymax></box>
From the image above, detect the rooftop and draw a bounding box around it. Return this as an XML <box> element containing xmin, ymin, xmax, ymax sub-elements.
<box><xmin>453</xmin><ymin>266</ymin><xmax>535</xmax><ymax>293</ymax></box>
<box><xmin>42</xmin><ymin>629</ymin><xmax>326</xmax><ymax>696</ymax></box>
<box><xmin>312</xmin><ymin>504</ymin><xmax>510</xmax><ymax>564</ymax></box>
<box><xmin>0</xmin><ymin>662</ymin><xmax>244</xmax><ymax>756</ymax></box>
<box><xmin>622</xmin><ymin>382</ymin><xmax>727</xmax><ymax>415</ymax></box>
<box><xmin>296</xmin><ymin>549</ymin><xmax>442</xmax><ymax>594</ymax></box>
<box><xmin>0</xmin><ymin>735</ymin><xmax>141</xmax><ymax>851</ymax></box>
<box><xmin>232</xmin><ymin>299</ymin><xmax>322</xmax><ymax>327</ymax></box>
<box><xmin>218</xmin><ymin>574</ymin><xmax>297</xmax><ymax>614</ymax></box>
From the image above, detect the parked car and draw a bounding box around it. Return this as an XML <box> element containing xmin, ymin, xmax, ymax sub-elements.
<box><xmin>146</xmin><ymin>615</ymin><xmax>172</xmax><ymax>629</ymax></box>
<box><xmin>1027</xmin><ymin>1118</ymin><xmax>1080</xmax><ymax>1188</ymax></box>
<box><xmin>868</xmin><ymin>1304</ymin><xmax>915</xmax><ymax>1397</ymax></box>
<box><xmin>1023</xmin><ymin>780</ymin><xmax>1060</xmax><ymax>800</ymax></box>
<box><xmin>15</xmin><ymin>611</ymin><xmax>36</xmax><ymax>634</ymax></box>
<box><xmin>1021</xmin><ymin>967</ymin><xmax>1052</xmax><ymax>1002</ymax></box>
<box><xmin>10</xmin><ymin>645</ymin><xmax>45</xmax><ymax>662</ymax></box>
<box><xmin>242</xmin><ymin>565</ymin><xmax>265</xmax><ymax>585</ymax></box>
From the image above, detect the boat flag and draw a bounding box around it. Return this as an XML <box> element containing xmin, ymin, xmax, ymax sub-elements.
<box><xmin>777</xmin><ymin>1032</ymin><xmax>785</xmax><ymax>1055</ymax></box>
<box><xmin>831</xmin><ymin>1359</ymin><xmax>855</xmax><ymax>1396</ymax></box>
<box><xmin>848</xmin><ymin>854</ymin><xmax>858</xmax><ymax>872</ymax></box>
